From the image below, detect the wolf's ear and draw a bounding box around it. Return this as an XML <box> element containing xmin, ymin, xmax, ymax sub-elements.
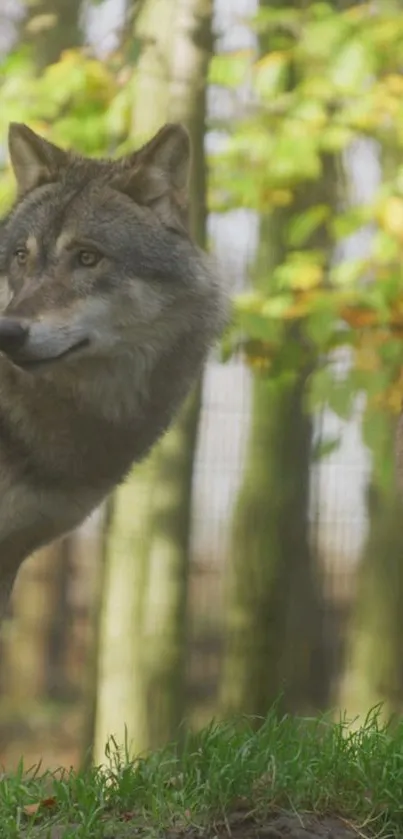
<box><xmin>8</xmin><ymin>123</ymin><xmax>68</xmax><ymax>196</ymax></box>
<box><xmin>134</xmin><ymin>123</ymin><xmax>190</xmax><ymax>191</ymax></box>
<box><xmin>115</xmin><ymin>124</ymin><xmax>191</xmax><ymax>234</ymax></box>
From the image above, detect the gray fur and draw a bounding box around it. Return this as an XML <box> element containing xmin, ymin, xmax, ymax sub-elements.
<box><xmin>0</xmin><ymin>122</ymin><xmax>229</xmax><ymax>616</ymax></box>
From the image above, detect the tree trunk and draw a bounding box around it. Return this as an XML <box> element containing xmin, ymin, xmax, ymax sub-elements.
<box><xmin>219</xmin><ymin>212</ymin><xmax>322</xmax><ymax>717</ymax></box>
<box><xmin>339</xmin><ymin>137</ymin><xmax>403</xmax><ymax>722</ymax></box>
<box><xmin>20</xmin><ymin>0</ymin><xmax>82</xmax><ymax>69</ymax></box>
<box><xmin>220</xmin><ymin>0</ymin><xmax>336</xmax><ymax>718</ymax></box>
<box><xmin>339</xmin><ymin>423</ymin><xmax>403</xmax><ymax>721</ymax></box>
<box><xmin>94</xmin><ymin>466</ymin><xmax>157</xmax><ymax>759</ymax></box>
<box><xmin>93</xmin><ymin>0</ymin><xmax>212</xmax><ymax>762</ymax></box>
<box><xmin>137</xmin><ymin>0</ymin><xmax>211</xmax><ymax>753</ymax></box>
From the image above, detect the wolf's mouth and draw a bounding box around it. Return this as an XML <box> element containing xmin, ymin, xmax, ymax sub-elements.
<box><xmin>14</xmin><ymin>338</ymin><xmax>90</xmax><ymax>371</ymax></box>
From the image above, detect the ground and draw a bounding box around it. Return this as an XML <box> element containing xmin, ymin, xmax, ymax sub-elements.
<box><xmin>3</xmin><ymin>710</ymin><xmax>402</xmax><ymax>838</ymax></box>
<box><xmin>26</xmin><ymin>812</ymin><xmax>366</xmax><ymax>839</ymax></box>
<box><xmin>209</xmin><ymin>812</ymin><xmax>362</xmax><ymax>839</ymax></box>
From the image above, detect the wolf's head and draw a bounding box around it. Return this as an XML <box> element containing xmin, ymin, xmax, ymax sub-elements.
<box><xmin>0</xmin><ymin>123</ymin><xmax>227</xmax><ymax>381</ymax></box>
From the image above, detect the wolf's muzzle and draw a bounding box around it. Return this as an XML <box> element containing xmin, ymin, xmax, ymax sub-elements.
<box><xmin>0</xmin><ymin>318</ymin><xmax>28</xmax><ymax>355</ymax></box>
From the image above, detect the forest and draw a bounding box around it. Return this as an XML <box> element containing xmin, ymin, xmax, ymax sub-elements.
<box><xmin>1</xmin><ymin>0</ymin><xmax>403</xmax><ymax>778</ymax></box>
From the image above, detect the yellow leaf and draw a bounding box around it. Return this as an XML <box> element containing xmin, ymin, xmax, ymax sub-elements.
<box><xmin>234</xmin><ymin>292</ymin><xmax>265</xmax><ymax>314</ymax></box>
<box><xmin>282</xmin><ymin>291</ymin><xmax>319</xmax><ymax>319</ymax></box>
<box><xmin>354</xmin><ymin>344</ymin><xmax>379</xmax><ymax>373</ymax></box>
<box><xmin>374</xmin><ymin>89</ymin><xmax>400</xmax><ymax>117</ymax></box>
<box><xmin>384</xmin><ymin>74</ymin><xmax>403</xmax><ymax>95</ymax></box>
<box><xmin>247</xmin><ymin>356</ymin><xmax>272</xmax><ymax>373</ymax></box>
<box><xmin>242</xmin><ymin>340</ymin><xmax>274</xmax><ymax>372</ymax></box>
<box><xmin>255</xmin><ymin>51</ymin><xmax>286</xmax><ymax>69</ymax></box>
<box><xmin>378</xmin><ymin>197</ymin><xmax>403</xmax><ymax>239</ymax></box>
<box><xmin>254</xmin><ymin>51</ymin><xmax>288</xmax><ymax>98</ymax></box>
<box><xmin>270</xmin><ymin>189</ymin><xmax>294</xmax><ymax>207</ymax></box>
<box><xmin>390</xmin><ymin>297</ymin><xmax>403</xmax><ymax>327</ymax></box>
<box><xmin>57</xmin><ymin>48</ymin><xmax>81</xmax><ymax>66</ymax></box>
<box><xmin>289</xmin><ymin>264</ymin><xmax>323</xmax><ymax>291</ymax></box>
<box><xmin>330</xmin><ymin>258</ymin><xmax>368</xmax><ymax>286</ymax></box>
<box><xmin>387</xmin><ymin>370</ymin><xmax>403</xmax><ymax>412</ymax></box>
<box><xmin>387</xmin><ymin>390</ymin><xmax>403</xmax><ymax>413</ymax></box>
<box><xmin>262</xmin><ymin>296</ymin><xmax>293</xmax><ymax>318</ymax></box>
<box><xmin>372</xmin><ymin>380</ymin><xmax>403</xmax><ymax>414</ymax></box>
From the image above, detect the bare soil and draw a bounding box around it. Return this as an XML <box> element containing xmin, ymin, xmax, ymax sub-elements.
<box><xmin>208</xmin><ymin>813</ymin><xmax>363</xmax><ymax>839</ymax></box>
<box><xmin>24</xmin><ymin>809</ymin><xmax>370</xmax><ymax>838</ymax></box>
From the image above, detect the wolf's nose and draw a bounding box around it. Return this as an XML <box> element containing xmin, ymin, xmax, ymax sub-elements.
<box><xmin>0</xmin><ymin>318</ymin><xmax>28</xmax><ymax>353</ymax></box>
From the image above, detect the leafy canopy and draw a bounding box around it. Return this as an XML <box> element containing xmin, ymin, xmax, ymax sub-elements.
<box><xmin>208</xmin><ymin>1</ymin><xmax>403</xmax><ymax>477</ymax></box>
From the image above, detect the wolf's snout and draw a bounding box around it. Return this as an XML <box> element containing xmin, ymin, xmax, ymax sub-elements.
<box><xmin>0</xmin><ymin>319</ymin><xmax>28</xmax><ymax>354</ymax></box>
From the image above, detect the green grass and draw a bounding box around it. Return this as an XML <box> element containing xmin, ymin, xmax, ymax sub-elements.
<box><xmin>3</xmin><ymin>706</ymin><xmax>403</xmax><ymax>838</ymax></box>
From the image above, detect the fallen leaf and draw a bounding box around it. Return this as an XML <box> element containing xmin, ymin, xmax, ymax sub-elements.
<box><xmin>120</xmin><ymin>811</ymin><xmax>138</xmax><ymax>822</ymax></box>
<box><xmin>23</xmin><ymin>797</ymin><xmax>57</xmax><ymax>818</ymax></box>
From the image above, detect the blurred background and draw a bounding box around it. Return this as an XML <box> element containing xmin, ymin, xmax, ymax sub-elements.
<box><xmin>1</xmin><ymin>0</ymin><xmax>403</xmax><ymax>772</ymax></box>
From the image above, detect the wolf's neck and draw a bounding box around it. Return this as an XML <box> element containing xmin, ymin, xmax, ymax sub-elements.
<box><xmin>28</xmin><ymin>330</ymin><xmax>206</xmax><ymax>495</ymax></box>
<box><xmin>76</xmin><ymin>331</ymin><xmax>205</xmax><ymax>464</ymax></box>
<box><xmin>63</xmin><ymin>331</ymin><xmax>203</xmax><ymax>430</ymax></box>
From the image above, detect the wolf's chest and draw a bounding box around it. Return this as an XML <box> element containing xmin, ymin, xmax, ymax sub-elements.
<box><xmin>0</xmin><ymin>478</ymin><xmax>101</xmax><ymax>565</ymax></box>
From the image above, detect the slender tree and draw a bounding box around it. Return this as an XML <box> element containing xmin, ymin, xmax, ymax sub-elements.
<box><xmin>337</xmin><ymin>126</ymin><xmax>403</xmax><ymax>720</ymax></box>
<box><xmin>219</xmin><ymin>0</ymin><xmax>336</xmax><ymax>718</ymax></box>
<box><xmin>339</xmin><ymin>421</ymin><xmax>403</xmax><ymax>720</ymax></box>
<box><xmin>94</xmin><ymin>0</ymin><xmax>213</xmax><ymax>761</ymax></box>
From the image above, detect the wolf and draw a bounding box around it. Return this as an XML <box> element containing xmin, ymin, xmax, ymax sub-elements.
<box><xmin>0</xmin><ymin>121</ymin><xmax>228</xmax><ymax>616</ymax></box>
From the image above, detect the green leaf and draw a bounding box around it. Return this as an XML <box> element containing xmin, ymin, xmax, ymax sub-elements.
<box><xmin>330</xmin><ymin>258</ymin><xmax>368</xmax><ymax>287</ymax></box>
<box><xmin>308</xmin><ymin>358</ymin><xmax>357</xmax><ymax>419</ymax></box>
<box><xmin>300</xmin><ymin>15</ymin><xmax>346</xmax><ymax>62</ymax></box>
<box><xmin>220</xmin><ymin>331</ymin><xmax>238</xmax><ymax>364</ymax></box>
<box><xmin>270</xmin><ymin>338</ymin><xmax>309</xmax><ymax>377</ymax></box>
<box><xmin>372</xmin><ymin>230</ymin><xmax>401</xmax><ymax>264</ymax></box>
<box><xmin>350</xmin><ymin>368</ymin><xmax>388</xmax><ymax>397</ymax></box>
<box><xmin>254</xmin><ymin>52</ymin><xmax>289</xmax><ymax>99</ymax></box>
<box><xmin>261</xmin><ymin>295</ymin><xmax>294</xmax><ymax>318</ymax></box>
<box><xmin>362</xmin><ymin>409</ymin><xmax>394</xmax><ymax>492</ymax></box>
<box><xmin>304</xmin><ymin>305</ymin><xmax>337</xmax><ymax>349</ymax></box>
<box><xmin>306</xmin><ymin>365</ymin><xmax>336</xmax><ymax>413</ymax></box>
<box><xmin>330</xmin><ymin>39</ymin><xmax>374</xmax><ymax>93</ymax></box>
<box><xmin>285</xmin><ymin>205</ymin><xmax>330</xmax><ymax>247</ymax></box>
<box><xmin>378</xmin><ymin>339</ymin><xmax>403</xmax><ymax>367</ymax></box>
<box><xmin>311</xmin><ymin>435</ymin><xmax>341</xmax><ymax>462</ymax></box>
<box><xmin>328</xmin><ymin>379</ymin><xmax>354</xmax><ymax>420</ymax></box>
<box><xmin>331</xmin><ymin>207</ymin><xmax>371</xmax><ymax>239</ymax></box>
<box><xmin>208</xmin><ymin>52</ymin><xmax>253</xmax><ymax>89</ymax></box>
<box><xmin>319</xmin><ymin>125</ymin><xmax>353</xmax><ymax>152</ymax></box>
<box><xmin>253</xmin><ymin>7</ymin><xmax>300</xmax><ymax>31</ymax></box>
<box><xmin>269</xmin><ymin>134</ymin><xmax>321</xmax><ymax>183</ymax></box>
<box><xmin>235</xmin><ymin>310</ymin><xmax>284</xmax><ymax>344</ymax></box>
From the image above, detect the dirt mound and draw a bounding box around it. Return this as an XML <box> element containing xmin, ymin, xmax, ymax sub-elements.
<box><xmin>207</xmin><ymin>812</ymin><xmax>364</xmax><ymax>839</ymax></box>
<box><xmin>234</xmin><ymin>814</ymin><xmax>360</xmax><ymax>839</ymax></box>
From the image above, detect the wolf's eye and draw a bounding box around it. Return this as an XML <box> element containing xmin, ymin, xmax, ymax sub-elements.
<box><xmin>14</xmin><ymin>247</ymin><xmax>28</xmax><ymax>266</ymax></box>
<box><xmin>78</xmin><ymin>249</ymin><xmax>100</xmax><ymax>268</ymax></box>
